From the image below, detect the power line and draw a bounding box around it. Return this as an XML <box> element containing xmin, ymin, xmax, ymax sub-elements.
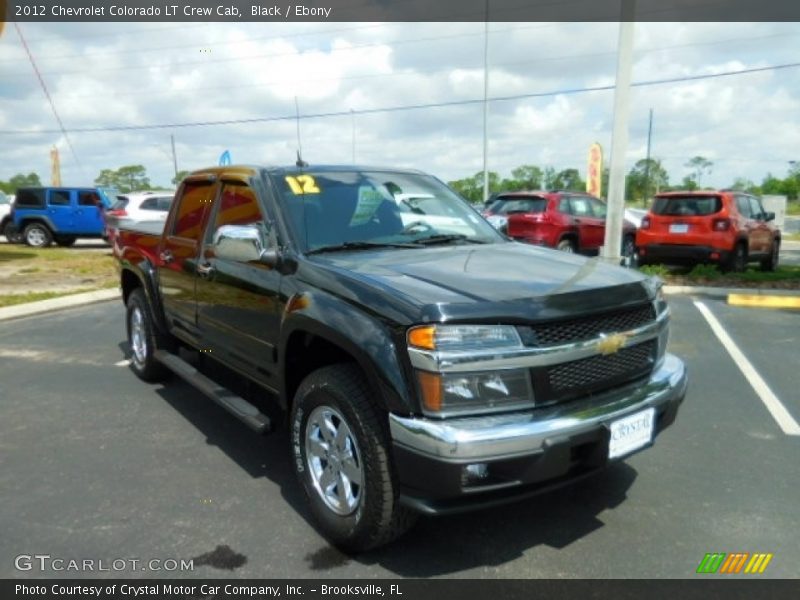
<box><xmin>2</xmin><ymin>61</ymin><xmax>798</xmax><ymax>136</ymax></box>
<box><xmin>12</xmin><ymin>23</ymin><xmax>87</xmax><ymax>180</ymax></box>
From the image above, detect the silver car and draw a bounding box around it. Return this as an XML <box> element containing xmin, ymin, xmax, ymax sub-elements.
<box><xmin>104</xmin><ymin>191</ymin><xmax>174</xmax><ymax>244</ymax></box>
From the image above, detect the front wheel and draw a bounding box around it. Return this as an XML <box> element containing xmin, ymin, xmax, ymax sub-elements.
<box><xmin>291</xmin><ymin>364</ymin><xmax>416</xmax><ymax>552</ymax></box>
<box><xmin>23</xmin><ymin>223</ymin><xmax>53</xmax><ymax>248</ymax></box>
<box><xmin>557</xmin><ymin>238</ymin><xmax>576</xmax><ymax>253</ymax></box>
<box><xmin>760</xmin><ymin>240</ymin><xmax>779</xmax><ymax>272</ymax></box>
<box><xmin>126</xmin><ymin>288</ymin><xmax>171</xmax><ymax>382</ymax></box>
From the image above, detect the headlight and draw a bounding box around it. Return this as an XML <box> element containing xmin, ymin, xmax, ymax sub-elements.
<box><xmin>417</xmin><ymin>368</ymin><xmax>534</xmax><ymax>415</ymax></box>
<box><xmin>407</xmin><ymin>324</ymin><xmax>522</xmax><ymax>353</ymax></box>
<box><xmin>643</xmin><ymin>275</ymin><xmax>668</xmax><ymax>315</ymax></box>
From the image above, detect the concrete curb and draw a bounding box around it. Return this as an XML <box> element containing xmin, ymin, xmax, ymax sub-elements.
<box><xmin>0</xmin><ymin>288</ymin><xmax>120</xmax><ymax>322</ymax></box>
<box><xmin>664</xmin><ymin>285</ymin><xmax>800</xmax><ymax>299</ymax></box>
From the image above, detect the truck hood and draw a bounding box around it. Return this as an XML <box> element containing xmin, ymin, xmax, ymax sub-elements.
<box><xmin>300</xmin><ymin>241</ymin><xmax>653</xmax><ymax>324</ymax></box>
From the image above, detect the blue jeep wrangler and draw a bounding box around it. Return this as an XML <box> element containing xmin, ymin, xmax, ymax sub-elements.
<box><xmin>11</xmin><ymin>186</ymin><xmax>117</xmax><ymax>247</ymax></box>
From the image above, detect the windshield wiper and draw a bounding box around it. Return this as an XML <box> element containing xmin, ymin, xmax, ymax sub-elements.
<box><xmin>409</xmin><ymin>234</ymin><xmax>488</xmax><ymax>246</ymax></box>
<box><xmin>306</xmin><ymin>241</ymin><xmax>419</xmax><ymax>255</ymax></box>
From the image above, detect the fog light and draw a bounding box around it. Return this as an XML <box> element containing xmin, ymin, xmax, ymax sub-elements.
<box><xmin>462</xmin><ymin>463</ymin><xmax>489</xmax><ymax>485</ymax></box>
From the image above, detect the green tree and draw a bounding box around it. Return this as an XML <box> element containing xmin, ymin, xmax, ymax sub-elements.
<box><xmin>94</xmin><ymin>165</ymin><xmax>151</xmax><ymax>193</ymax></box>
<box><xmin>680</xmin><ymin>175</ymin><xmax>698</xmax><ymax>191</ymax></box>
<box><xmin>448</xmin><ymin>171</ymin><xmax>501</xmax><ymax>204</ymax></box>
<box><xmin>171</xmin><ymin>170</ymin><xmax>190</xmax><ymax>186</ymax></box>
<box><xmin>0</xmin><ymin>172</ymin><xmax>42</xmax><ymax>193</ymax></box>
<box><xmin>552</xmin><ymin>168</ymin><xmax>585</xmax><ymax>192</ymax></box>
<box><xmin>542</xmin><ymin>166</ymin><xmax>557</xmax><ymax>190</ymax></box>
<box><xmin>685</xmin><ymin>156</ymin><xmax>713</xmax><ymax>187</ymax></box>
<box><xmin>626</xmin><ymin>158</ymin><xmax>669</xmax><ymax>204</ymax></box>
<box><xmin>508</xmin><ymin>165</ymin><xmax>543</xmax><ymax>190</ymax></box>
<box><xmin>729</xmin><ymin>177</ymin><xmax>757</xmax><ymax>193</ymax></box>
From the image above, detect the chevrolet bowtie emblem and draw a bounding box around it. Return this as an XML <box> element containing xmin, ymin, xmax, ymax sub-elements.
<box><xmin>597</xmin><ymin>332</ymin><xmax>628</xmax><ymax>355</ymax></box>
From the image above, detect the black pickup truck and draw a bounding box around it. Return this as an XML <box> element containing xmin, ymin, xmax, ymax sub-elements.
<box><xmin>116</xmin><ymin>165</ymin><xmax>688</xmax><ymax>551</ymax></box>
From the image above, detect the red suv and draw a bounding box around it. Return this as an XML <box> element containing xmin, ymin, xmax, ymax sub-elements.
<box><xmin>484</xmin><ymin>191</ymin><xmax>637</xmax><ymax>256</ymax></box>
<box><xmin>635</xmin><ymin>191</ymin><xmax>781</xmax><ymax>272</ymax></box>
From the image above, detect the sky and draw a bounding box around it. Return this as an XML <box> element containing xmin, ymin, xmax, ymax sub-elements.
<box><xmin>0</xmin><ymin>20</ymin><xmax>799</xmax><ymax>191</ymax></box>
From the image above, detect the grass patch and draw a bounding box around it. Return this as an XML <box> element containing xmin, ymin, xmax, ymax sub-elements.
<box><xmin>787</xmin><ymin>201</ymin><xmax>800</xmax><ymax>216</ymax></box>
<box><xmin>786</xmin><ymin>232</ymin><xmax>800</xmax><ymax>242</ymax></box>
<box><xmin>0</xmin><ymin>246</ymin><xmax>117</xmax><ymax>289</ymax></box>
<box><xmin>640</xmin><ymin>263</ymin><xmax>800</xmax><ymax>288</ymax></box>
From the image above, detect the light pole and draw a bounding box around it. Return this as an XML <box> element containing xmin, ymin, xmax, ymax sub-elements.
<box><xmin>481</xmin><ymin>1</ymin><xmax>490</xmax><ymax>203</ymax></box>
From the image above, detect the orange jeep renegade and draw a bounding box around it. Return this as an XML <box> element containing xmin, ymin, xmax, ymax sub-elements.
<box><xmin>636</xmin><ymin>190</ymin><xmax>781</xmax><ymax>272</ymax></box>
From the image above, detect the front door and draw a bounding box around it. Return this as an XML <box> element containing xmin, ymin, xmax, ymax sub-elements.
<box><xmin>195</xmin><ymin>179</ymin><xmax>284</xmax><ymax>388</ymax></box>
<box><xmin>74</xmin><ymin>190</ymin><xmax>104</xmax><ymax>234</ymax></box>
<box><xmin>157</xmin><ymin>179</ymin><xmax>216</xmax><ymax>343</ymax></box>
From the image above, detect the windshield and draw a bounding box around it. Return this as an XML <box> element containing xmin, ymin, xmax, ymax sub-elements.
<box><xmin>275</xmin><ymin>170</ymin><xmax>503</xmax><ymax>252</ymax></box>
<box><xmin>652</xmin><ymin>195</ymin><xmax>722</xmax><ymax>216</ymax></box>
<box><xmin>0</xmin><ymin>192</ymin><xmax>8</xmax><ymax>205</ymax></box>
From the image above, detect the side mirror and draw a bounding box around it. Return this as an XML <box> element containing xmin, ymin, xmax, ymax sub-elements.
<box><xmin>764</xmin><ymin>211</ymin><xmax>775</xmax><ymax>222</ymax></box>
<box><xmin>213</xmin><ymin>224</ymin><xmax>279</xmax><ymax>266</ymax></box>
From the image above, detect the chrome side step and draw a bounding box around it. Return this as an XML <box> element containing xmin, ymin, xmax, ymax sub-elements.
<box><xmin>154</xmin><ymin>350</ymin><xmax>271</xmax><ymax>434</ymax></box>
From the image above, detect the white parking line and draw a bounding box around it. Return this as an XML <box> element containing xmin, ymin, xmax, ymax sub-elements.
<box><xmin>694</xmin><ymin>300</ymin><xmax>800</xmax><ymax>436</ymax></box>
<box><xmin>114</xmin><ymin>359</ymin><xmax>131</xmax><ymax>367</ymax></box>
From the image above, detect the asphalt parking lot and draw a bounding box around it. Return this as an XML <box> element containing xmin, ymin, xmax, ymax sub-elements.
<box><xmin>1</xmin><ymin>295</ymin><xmax>798</xmax><ymax>580</ymax></box>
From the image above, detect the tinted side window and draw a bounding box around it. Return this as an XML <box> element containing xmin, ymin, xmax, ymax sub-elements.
<box><xmin>589</xmin><ymin>198</ymin><xmax>608</xmax><ymax>218</ymax></box>
<box><xmin>49</xmin><ymin>190</ymin><xmax>71</xmax><ymax>206</ymax></box>
<box><xmin>212</xmin><ymin>183</ymin><xmax>263</xmax><ymax>233</ymax></box>
<box><xmin>171</xmin><ymin>182</ymin><xmax>214</xmax><ymax>240</ymax></box>
<box><xmin>748</xmin><ymin>197</ymin><xmax>764</xmax><ymax>219</ymax></box>
<box><xmin>735</xmin><ymin>195</ymin><xmax>752</xmax><ymax>218</ymax></box>
<box><xmin>15</xmin><ymin>189</ymin><xmax>45</xmax><ymax>207</ymax></box>
<box><xmin>569</xmin><ymin>197</ymin><xmax>592</xmax><ymax>217</ymax></box>
<box><xmin>140</xmin><ymin>198</ymin><xmax>159</xmax><ymax>210</ymax></box>
<box><xmin>78</xmin><ymin>191</ymin><xmax>100</xmax><ymax>206</ymax></box>
<box><xmin>557</xmin><ymin>198</ymin><xmax>571</xmax><ymax>214</ymax></box>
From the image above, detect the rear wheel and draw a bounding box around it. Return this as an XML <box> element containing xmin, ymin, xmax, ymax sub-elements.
<box><xmin>23</xmin><ymin>223</ymin><xmax>53</xmax><ymax>248</ymax></box>
<box><xmin>557</xmin><ymin>237</ymin><xmax>576</xmax><ymax>253</ymax></box>
<box><xmin>2</xmin><ymin>220</ymin><xmax>22</xmax><ymax>243</ymax></box>
<box><xmin>760</xmin><ymin>239</ymin><xmax>779</xmax><ymax>272</ymax></box>
<box><xmin>291</xmin><ymin>364</ymin><xmax>416</xmax><ymax>552</ymax></box>
<box><xmin>126</xmin><ymin>288</ymin><xmax>171</xmax><ymax>382</ymax></box>
<box><xmin>724</xmin><ymin>243</ymin><xmax>747</xmax><ymax>273</ymax></box>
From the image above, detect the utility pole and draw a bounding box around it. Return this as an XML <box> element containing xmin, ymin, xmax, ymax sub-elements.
<box><xmin>602</xmin><ymin>0</ymin><xmax>635</xmax><ymax>264</ymax></box>
<box><xmin>643</xmin><ymin>108</ymin><xmax>653</xmax><ymax>207</ymax></box>
<box><xmin>481</xmin><ymin>1</ymin><xmax>490</xmax><ymax>203</ymax></box>
<box><xmin>170</xmin><ymin>134</ymin><xmax>178</xmax><ymax>181</ymax></box>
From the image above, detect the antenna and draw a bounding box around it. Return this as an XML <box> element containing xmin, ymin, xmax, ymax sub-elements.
<box><xmin>294</xmin><ymin>96</ymin><xmax>307</xmax><ymax>167</ymax></box>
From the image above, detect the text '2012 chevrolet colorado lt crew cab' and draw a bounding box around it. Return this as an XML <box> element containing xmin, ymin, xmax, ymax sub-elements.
<box><xmin>116</xmin><ymin>165</ymin><xmax>688</xmax><ymax>552</ymax></box>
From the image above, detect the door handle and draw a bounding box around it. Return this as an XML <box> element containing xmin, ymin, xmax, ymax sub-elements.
<box><xmin>159</xmin><ymin>250</ymin><xmax>174</xmax><ymax>263</ymax></box>
<box><xmin>196</xmin><ymin>263</ymin><xmax>214</xmax><ymax>277</ymax></box>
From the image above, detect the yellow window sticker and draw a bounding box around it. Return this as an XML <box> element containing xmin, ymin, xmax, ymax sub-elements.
<box><xmin>350</xmin><ymin>186</ymin><xmax>387</xmax><ymax>226</ymax></box>
<box><xmin>285</xmin><ymin>175</ymin><xmax>321</xmax><ymax>194</ymax></box>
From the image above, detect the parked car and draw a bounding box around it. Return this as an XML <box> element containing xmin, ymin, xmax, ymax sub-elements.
<box><xmin>624</xmin><ymin>208</ymin><xmax>647</xmax><ymax>229</ymax></box>
<box><xmin>635</xmin><ymin>190</ymin><xmax>781</xmax><ymax>272</ymax></box>
<box><xmin>393</xmin><ymin>192</ymin><xmax>476</xmax><ymax>237</ymax></box>
<box><xmin>116</xmin><ymin>164</ymin><xmax>686</xmax><ymax>551</ymax></box>
<box><xmin>484</xmin><ymin>191</ymin><xmax>637</xmax><ymax>257</ymax></box>
<box><xmin>0</xmin><ymin>191</ymin><xmax>22</xmax><ymax>242</ymax></box>
<box><xmin>11</xmin><ymin>186</ymin><xmax>117</xmax><ymax>247</ymax></box>
<box><xmin>104</xmin><ymin>191</ymin><xmax>174</xmax><ymax>246</ymax></box>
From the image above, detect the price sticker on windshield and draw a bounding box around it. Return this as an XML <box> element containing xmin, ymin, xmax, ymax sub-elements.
<box><xmin>285</xmin><ymin>175</ymin><xmax>321</xmax><ymax>194</ymax></box>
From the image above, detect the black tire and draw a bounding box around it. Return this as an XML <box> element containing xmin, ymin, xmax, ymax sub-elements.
<box><xmin>126</xmin><ymin>288</ymin><xmax>172</xmax><ymax>382</ymax></box>
<box><xmin>55</xmin><ymin>235</ymin><xmax>77</xmax><ymax>247</ymax></box>
<box><xmin>760</xmin><ymin>239</ymin><xmax>779</xmax><ymax>272</ymax></box>
<box><xmin>23</xmin><ymin>222</ymin><xmax>53</xmax><ymax>248</ymax></box>
<box><xmin>557</xmin><ymin>237</ymin><xmax>576</xmax><ymax>253</ymax></box>
<box><xmin>291</xmin><ymin>364</ymin><xmax>416</xmax><ymax>552</ymax></box>
<box><xmin>723</xmin><ymin>242</ymin><xmax>747</xmax><ymax>273</ymax></box>
<box><xmin>2</xmin><ymin>220</ymin><xmax>22</xmax><ymax>244</ymax></box>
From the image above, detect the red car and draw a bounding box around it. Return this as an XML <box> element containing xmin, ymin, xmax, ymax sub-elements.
<box><xmin>484</xmin><ymin>191</ymin><xmax>637</xmax><ymax>256</ymax></box>
<box><xmin>635</xmin><ymin>190</ymin><xmax>781</xmax><ymax>272</ymax></box>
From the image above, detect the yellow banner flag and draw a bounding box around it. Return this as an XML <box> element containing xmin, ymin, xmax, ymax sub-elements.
<box><xmin>586</xmin><ymin>142</ymin><xmax>603</xmax><ymax>197</ymax></box>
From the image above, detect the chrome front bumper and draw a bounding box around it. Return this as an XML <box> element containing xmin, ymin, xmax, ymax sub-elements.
<box><xmin>389</xmin><ymin>353</ymin><xmax>687</xmax><ymax>461</ymax></box>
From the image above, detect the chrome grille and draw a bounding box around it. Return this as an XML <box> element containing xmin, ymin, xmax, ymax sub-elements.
<box><xmin>546</xmin><ymin>340</ymin><xmax>656</xmax><ymax>393</ymax></box>
<box><xmin>518</xmin><ymin>304</ymin><xmax>655</xmax><ymax>347</ymax></box>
